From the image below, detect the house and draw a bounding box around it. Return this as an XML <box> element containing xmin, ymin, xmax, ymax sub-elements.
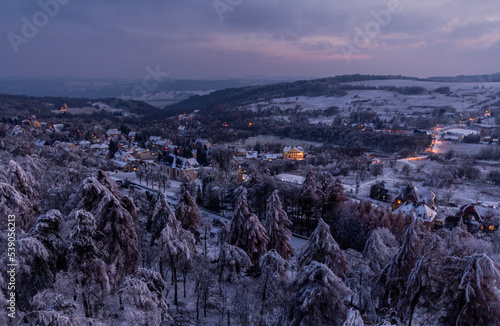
<box><xmin>114</xmin><ymin>150</ymin><xmax>135</xmax><ymax>162</ymax></box>
<box><xmin>283</xmin><ymin>146</ymin><xmax>304</xmax><ymax>160</ymax></box>
<box><xmin>90</xmin><ymin>143</ymin><xmax>109</xmax><ymax>152</ymax></box>
<box><xmin>395</xmin><ymin>202</ymin><xmax>437</xmax><ymax>230</ymax></box>
<box><xmin>106</xmin><ymin>129</ymin><xmax>121</xmax><ymax>137</ymax></box>
<box><xmin>159</xmin><ymin>154</ymin><xmax>198</xmax><ymax>180</ymax></box>
<box><xmin>264</xmin><ymin>153</ymin><xmax>279</xmax><ymax>161</ymax></box>
<box><xmin>79</xmin><ymin>140</ymin><xmax>91</xmax><ymax>149</ymax></box>
<box><xmin>137</xmin><ymin>148</ymin><xmax>154</xmax><ymax>160</ymax></box>
<box><xmin>392</xmin><ymin>185</ymin><xmax>436</xmax><ymax>211</ymax></box>
<box><xmin>246</xmin><ymin>151</ymin><xmax>258</xmax><ymax>159</ymax></box>
<box><xmin>53</xmin><ymin>124</ymin><xmax>64</xmax><ymax>132</ymax></box>
<box><xmin>128</xmin><ymin>131</ymin><xmax>137</xmax><ymax>141</ymax></box>
<box><xmin>234</xmin><ymin>148</ymin><xmax>247</xmax><ymax>156</ymax></box>
<box><xmin>112</xmin><ymin>160</ymin><xmax>136</xmax><ymax>172</ymax></box>
<box><xmin>31</xmin><ymin>120</ymin><xmax>41</xmax><ymax>128</ymax></box>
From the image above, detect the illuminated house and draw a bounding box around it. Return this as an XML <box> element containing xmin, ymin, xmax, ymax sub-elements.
<box><xmin>159</xmin><ymin>154</ymin><xmax>199</xmax><ymax>180</ymax></box>
<box><xmin>392</xmin><ymin>185</ymin><xmax>436</xmax><ymax>211</ymax></box>
<box><xmin>283</xmin><ymin>146</ymin><xmax>304</xmax><ymax>160</ymax></box>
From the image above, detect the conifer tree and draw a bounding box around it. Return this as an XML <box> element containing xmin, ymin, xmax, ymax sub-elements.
<box><xmin>263</xmin><ymin>190</ymin><xmax>293</xmax><ymax>260</ymax></box>
<box><xmin>289</xmin><ymin>261</ymin><xmax>350</xmax><ymax>326</ymax></box>
<box><xmin>298</xmin><ymin>218</ymin><xmax>348</xmax><ymax>279</ymax></box>
<box><xmin>176</xmin><ymin>186</ymin><xmax>201</xmax><ymax>241</ymax></box>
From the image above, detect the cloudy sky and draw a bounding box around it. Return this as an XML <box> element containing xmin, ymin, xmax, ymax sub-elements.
<box><xmin>1</xmin><ymin>0</ymin><xmax>499</xmax><ymax>80</ymax></box>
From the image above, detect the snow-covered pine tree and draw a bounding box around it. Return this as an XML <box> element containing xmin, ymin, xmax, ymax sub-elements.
<box><xmin>299</xmin><ymin>170</ymin><xmax>325</xmax><ymax>234</ymax></box>
<box><xmin>374</xmin><ymin>221</ymin><xmax>421</xmax><ymax>309</ymax></box>
<box><xmin>258</xmin><ymin>249</ymin><xmax>289</xmax><ymax>325</ymax></box>
<box><xmin>440</xmin><ymin>253</ymin><xmax>500</xmax><ymax>326</ymax></box>
<box><xmin>343</xmin><ymin>308</ymin><xmax>364</xmax><ymax>326</ymax></box>
<box><xmin>149</xmin><ymin>193</ymin><xmax>176</xmax><ymax>246</ymax></box>
<box><xmin>7</xmin><ymin>159</ymin><xmax>37</xmax><ymax>200</ymax></box>
<box><xmin>289</xmin><ymin>261</ymin><xmax>350</xmax><ymax>326</ymax></box>
<box><xmin>28</xmin><ymin>209</ymin><xmax>68</xmax><ymax>277</ymax></box>
<box><xmin>322</xmin><ymin>172</ymin><xmax>346</xmax><ymax>211</ymax></box>
<box><xmin>94</xmin><ymin>194</ymin><xmax>139</xmax><ymax>287</ymax></box>
<box><xmin>362</xmin><ymin>228</ymin><xmax>397</xmax><ymax>273</ymax></box>
<box><xmin>229</xmin><ymin>189</ymin><xmax>252</xmax><ymax>246</ymax></box>
<box><xmin>298</xmin><ymin>218</ymin><xmax>348</xmax><ymax>280</ymax></box>
<box><xmin>218</xmin><ymin>242</ymin><xmax>251</xmax><ymax>283</ymax></box>
<box><xmin>156</xmin><ymin>220</ymin><xmax>195</xmax><ymax>305</ymax></box>
<box><xmin>68</xmin><ymin>209</ymin><xmax>110</xmax><ymax>318</ymax></box>
<box><xmin>263</xmin><ymin>190</ymin><xmax>293</xmax><ymax>260</ymax></box>
<box><xmin>101</xmin><ymin>277</ymin><xmax>171</xmax><ymax>326</ymax></box>
<box><xmin>176</xmin><ymin>186</ymin><xmax>201</xmax><ymax>241</ymax></box>
<box><xmin>235</xmin><ymin>214</ymin><xmax>269</xmax><ymax>265</ymax></box>
<box><xmin>0</xmin><ymin>181</ymin><xmax>41</xmax><ymax>231</ymax></box>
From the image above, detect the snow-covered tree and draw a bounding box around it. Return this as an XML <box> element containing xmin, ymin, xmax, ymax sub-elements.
<box><xmin>68</xmin><ymin>210</ymin><xmax>110</xmax><ymax>318</ymax></box>
<box><xmin>299</xmin><ymin>170</ymin><xmax>325</xmax><ymax>230</ymax></box>
<box><xmin>322</xmin><ymin>172</ymin><xmax>346</xmax><ymax>211</ymax></box>
<box><xmin>0</xmin><ymin>181</ymin><xmax>41</xmax><ymax>231</ymax></box>
<box><xmin>258</xmin><ymin>250</ymin><xmax>289</xmax><ymax>325</ymax></box>
<box><xmin>229</xmin><ymin>189</ymin><xmax>252</xmax><ymax>246</ymax></box>
<box><xmin>149</xmin><ymin>193</ymin><xmax>176</xmax><ymax>245</ymax></box>
<box><xmin>7</xmin><ymin>159</ymin><xmax>37</xmax><ymax>200</ymax></box>
<box><xmin>176</xmin><ymin>186</ymin><xmax>201</xmax><ymax>241</ymax></box>
<box><xmin>362</xmin><ymin>228</ymin><xmax>397</xmax><ymax>272</ymax></box>
<box><xmin>94</xmin><ymin>194</ymin><xmax>140</xmax><ymax>287</ymax></box>
<box><xmin>29</xmin><ymin>210</ymin><xmax>67</xmax><ymax>270</ymax></box>
<box><xmin>440</xmin><ymin>253</ymin><xmax>500</xmax><ymax>326</ymax></box>
<box><xmin>289</xmin><ymin>261</ymin><xmax>350</xmax><ymax>326</ymax></box>
<box><xmin>375</xmin><ymin>221</ymin><xmax>421</xmax><ymax>309</ymax></box>
<box><xmin>343</xmin><ymin>308</ymin><xmax>364</xmax><ymax>326</ymax></box>
<box><xmin>263</xmin><ymin>190</ymin><xmax>293</xmax><ymax>260</ymax></box>
<box><xmin>218</xmin><ymin>242</ymin><xmax>251</xmax><ymax>283</ymax></box>
<box><xmin>298</xmin><ymin>218</ymin><xmax>348</xmax><ymax>280</ymax></box>
<box><xmin>155</xmin><ymin>219</ymin><xmax>195</xmax><ymax>305</ymax></box>
<box><xmin>101</xmin><ymin>276</ymin><xmax>171</xmax><ymax>326</ymax></box>
<box><xmin>235</xmin><ymin>214</ymin><xmax>269</xmax><ymax>265</ymax></box>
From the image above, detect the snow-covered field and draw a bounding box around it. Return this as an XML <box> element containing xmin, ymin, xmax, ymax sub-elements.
<box><xmin>240</xmin><ymin>79</ymin><xmax>500</xmax><ymax>124</ymax></box>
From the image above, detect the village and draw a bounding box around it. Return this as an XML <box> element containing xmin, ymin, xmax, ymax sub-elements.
<box><xmin>1</xmin><ymin>98</ymin><xmax>499</xmax><ymax>239</ymax></box>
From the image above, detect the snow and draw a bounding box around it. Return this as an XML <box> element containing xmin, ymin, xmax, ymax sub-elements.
<box><xmin>276</xmin><ymin>173</ymin><xmax>305</xmax><ymax>185</ymax></box>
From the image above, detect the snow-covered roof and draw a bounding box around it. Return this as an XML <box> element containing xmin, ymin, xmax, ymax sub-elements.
<box><xmin>283</xmin><ymin>146</ymin><xmax>304</xmax><ymax>152</ymax></box>
<box><xmin>246</xmin><ymin>151</ymin><xmax>258</xmax><ymax>159</ymax></box>
<box><xmin>106</xmin><ymin>129</ymin><xmax>121</xmax><ymax>135</ymax></box>
<box><xmin>395</xmin><ymin>203</ymin><xmax>436</xmax><ymax>223</ymax></box>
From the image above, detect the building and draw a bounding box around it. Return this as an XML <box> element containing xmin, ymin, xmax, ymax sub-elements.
<box><xmin>392</xmin><ymin>185</ymin><xmax>436</xmax><ymax>211</ymax></box>
<box><xmin>395</xmin><ymin>202</ymin><xmax>437</xmax><ymax>230</ymax></box>
<box><xmin>159</xmin><ymin>154</ymin><xmax>199</xmax><ymax>180</ymax></box>
<box><xmin>234</xmin><ymin>148</ymin><xmax>247</xmax><ymax>156</ymax></box>
<box><xmin>283</xmin><ymin>146</ymin><xmax>304</xmax><ymax>160</ymax></box>
<box><xmin>246</xmin><ymin>151</ymin><xmax>258</xmax><ymax>159</ymax></box>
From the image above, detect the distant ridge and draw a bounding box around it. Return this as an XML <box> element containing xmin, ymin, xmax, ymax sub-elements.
<box><xmin>426</xmin><ymin>72</ymin><xmax>500</xmax><ymax>83</ymax></box>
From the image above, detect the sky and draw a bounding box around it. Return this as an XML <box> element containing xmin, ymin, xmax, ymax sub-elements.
<box><xmin>0</xmin><ymin>0</ymin><xmax>499</xmax><ymax>80</ymax></box>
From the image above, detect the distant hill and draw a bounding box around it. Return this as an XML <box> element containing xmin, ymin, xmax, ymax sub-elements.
<box><xmin>426</xmin><ymin>72</ymin><xmax>500</xmax><ymax>83</ymax></box>
<box><xmin>162</xmin><ymin>74</ymin><xmax>419</xmax><ymax>115</ymax></box>
<box><xmin>163</xmin><ymin>72</ymin><xmax>500</xmax><ymax>115</ymax></box>
<box><xmin>0</xmin><ymin>77</ymin><xmax>291</xmax><ymax>100</ymax></box>
<box><xmin>0</xmin><ymin>93</ymin><xmax>167</xmax><ymax>120</ymax></box>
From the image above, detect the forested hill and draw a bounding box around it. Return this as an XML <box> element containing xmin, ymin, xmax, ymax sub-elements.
<box><xmin>0</xmin><ymin>93</ymin><xmax>168</xmax><ymax>120</ymax></box>
<box><xmin>163</xmin><ymin>74</ymin><xmax>418</xmax><ymax>115</ymax></box>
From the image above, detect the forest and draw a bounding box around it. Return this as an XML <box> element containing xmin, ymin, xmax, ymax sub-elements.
<box><xmin>0</xmin><ymin>133</ymin><xmax>499</xmax><ymax>326</ymax></box>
